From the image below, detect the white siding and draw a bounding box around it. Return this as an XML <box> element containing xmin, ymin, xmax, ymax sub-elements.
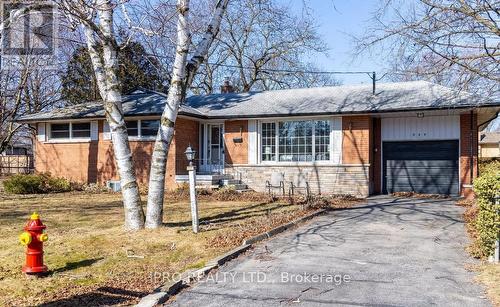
<box><xmin>103</xmin><ymin>121</ymin><xmax>111</xmax><ymax>140</ymax></box>
<box><xmin>382</xmin><ymin>115</ymin><xmax>459</xmax><ymax>141</ymax></box>
<box><xmin>90</xmin><ymin>121</ymin><xmax>98</xmax><ymax>140</ymax></box>
<box><xmin>248</xmin><ymin>120</ymin><xmax>257</xmax><ymax>164</ymax></box>
<box><xmin>37</xmin><ymin>123</ymin><xmax>46</xmax><ymax>142</ymax></box>
<box><xmin>331</xmin><ymin>117</ymin><xmax>342</xmax><ymax>164</ymax></box>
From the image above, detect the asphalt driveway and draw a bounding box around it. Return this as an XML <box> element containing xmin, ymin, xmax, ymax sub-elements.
<box><xmin>169</xmin><ymin>196</ymin><xmax>490</xmax><ymax>306</ymax></box>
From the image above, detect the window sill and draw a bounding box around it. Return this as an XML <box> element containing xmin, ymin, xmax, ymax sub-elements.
<box><xmin>129</xmin><ymin>136</ymin><xmax>156</xmax><ymax>142</ymax></box>
<box><xmin>44</xmin><ymin>138</ymin><xmax>92</xmax><ymax>144</ymax></box>
<box><xmin>258</xmin><ymin>161</ymin><xmax>340</xmax><ymax>166</ymax></box>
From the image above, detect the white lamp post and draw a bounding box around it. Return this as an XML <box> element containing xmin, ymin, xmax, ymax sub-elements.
<box><xmin>185</xmin><ymin>145</ymin><xmax>199</xmax><ymax>233</ymax></box>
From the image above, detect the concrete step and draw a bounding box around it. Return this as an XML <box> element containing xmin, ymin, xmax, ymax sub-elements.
<box><xmin>221</xmin><ymin>179</ymin><xmax>240</xmax><ymax>185</ymax></box>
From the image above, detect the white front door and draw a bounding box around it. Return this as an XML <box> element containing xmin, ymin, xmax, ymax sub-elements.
<box><xmin>200</xmin><ymin>123</ymin><xmax>224</xmax><ymax>173</ymax></box>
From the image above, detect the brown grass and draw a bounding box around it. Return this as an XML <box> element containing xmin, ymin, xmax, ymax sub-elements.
<box><xmin>477</xmin><ymin>264</ymin><xmax>500</xmax><ymax>307</ymax></box>
<box><xmin>0</xmin><ymin>191</ymin><xmax>299</xmax><ymax>306</ymax></box>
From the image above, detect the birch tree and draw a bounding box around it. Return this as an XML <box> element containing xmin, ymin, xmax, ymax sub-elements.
<box><xmin>145</xmin><ymin>0</ymin><xmax>230</xmax><ymax>228</ymax></box>
<box><xmin>56</xmin><ymin>0</ymin><xmax>145</xmax><ymax>230</ymax></box>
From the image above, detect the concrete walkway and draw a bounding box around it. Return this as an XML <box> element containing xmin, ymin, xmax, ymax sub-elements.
<box><xmin>169</xmin><ymin>197</ymin><xmax>490</xmax><ymax>306</ymax></box>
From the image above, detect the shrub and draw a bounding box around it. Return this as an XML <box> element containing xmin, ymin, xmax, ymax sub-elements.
<box><xmin>3</xmin><ymin>174</ymin><xmax>43</xmax><ymax>194</ymax></box>
<box><xmin>472</xmin><ymin>171</ymin><xmax>500</xmax><ymax>258</ymax></box>
<box><xmin>479</xmin><ymin>158</ymin><xmax>500</xmax><ymax>176</ymax></box>
<box><xmin>3</xmin><ymin>173</ymin><xmax>71</xmax><ymax>194</ymax></box>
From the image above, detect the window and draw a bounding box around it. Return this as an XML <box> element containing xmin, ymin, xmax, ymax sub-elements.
<box><xmin>141</xmin><ymin>120</ymin><xmax>159</xmax><ymax>137</ymax></box>
<box><xmin>50</xmin><ymin>123</ymin><xmax>70</xmax><ymax>139</ymax></box>
<box><xmin>261</xmin><ymin>120</ymin><xmax>331</xmax><ymax>162</ymax></box>
<box><xmin>278</xmin><ymin>121</ymin><xmax>313</xmax><ymax>162</ymax></box>
<box><xmin>124</xmin><ymin>119</ymin><xmax>160</xmax><ymax>138</ymax></box>
<box><xmin>71</xmin><ymin>123</ymin><xmax>91</xmax><ymax>138</ymax></box>
<box><xmin>50</xmin><ymin>122</ymin><xmax>90</xmax><ymax>139</ymax></box>
<box><xmin>315</xmin><ymin>120</ymin><xmax>330</xmax><ymax>161</ymax></box>
<box><xmin>261</xmin><ymin>122</ymin><xmax>276</xmax><ymax>161</ymax></box>
<box><xmin>126</xmin><ymin>120</ymin><xmax>139</xmax><ymax>136</ymax></box>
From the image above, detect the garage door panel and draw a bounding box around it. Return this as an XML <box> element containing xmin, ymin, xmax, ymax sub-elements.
<box><xmin>383</xmin><ymin>140</ymin><xmax>459</xmax><ymax>195</ymax></box>
<box><xmin>386</xmin><ymin>160</ymin><xmax>458</xmax><ymax>169</ymax></box>
<box><xmin>385</xmin><ymin>183</ymin><xmax>457</xmax><ymax>195</ymax></box>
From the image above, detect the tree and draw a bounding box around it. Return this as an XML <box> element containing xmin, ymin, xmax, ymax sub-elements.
<box><xmin>61</xmin><ymin>42</ymin><xmax>168</xmax><ymax>104</ymax></box>
<box><xmin>145</xmin><ymin>0</ymin><xmax>230</xmax><ymax>228</ymax></box>
<box><xmin>356</xmin><ymin>0</ymin><xmax>500</xmax><ymax>98</ymax></box>
<box><xmin>0</xmin><ymin>59</ymin><xmax>61</xmax><ymax>154</ymax></box>
<box><xmin>193</xmin><ymin>0</ymin><xmax>336</xmax><ymax>94</ymax></box>
<box><xmin>56</xmin><ymin>0</ymin><xmax>145</xmax><ymax>230</ymax></box>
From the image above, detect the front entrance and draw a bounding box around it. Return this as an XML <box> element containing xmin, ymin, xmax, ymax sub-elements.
<box><xmin>200</xmin><ymin>123</ymin><xmax>224</xmax><ymax>174</ymax></box>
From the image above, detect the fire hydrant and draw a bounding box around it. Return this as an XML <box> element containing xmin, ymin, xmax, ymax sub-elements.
<box><xmin>19</xmin><ymin>212</ymin><xmax>48</xmax><ymax>274</ymax></box>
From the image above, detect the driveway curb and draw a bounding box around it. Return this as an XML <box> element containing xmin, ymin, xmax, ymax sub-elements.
<box><xmin>136</xmin><ymin>209</ymin><xmax>326</xmax><ymax>307</ymax></box>
<box><xmin>136</xmin><ymin>244</ymin><xmax>251</xmax><ymax>307</ymax></box>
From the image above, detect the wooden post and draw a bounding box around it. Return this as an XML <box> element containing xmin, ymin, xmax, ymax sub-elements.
<box><xmin>187</xmin><ymin>165</ymin><xmax>199</xmax><ymax>233</ymax></box>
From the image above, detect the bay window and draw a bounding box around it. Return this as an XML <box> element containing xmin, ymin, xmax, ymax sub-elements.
<box><xmin>261</xmin><ymin>120</ymin><xmax>331</xmax><ymax>162</ymax></box>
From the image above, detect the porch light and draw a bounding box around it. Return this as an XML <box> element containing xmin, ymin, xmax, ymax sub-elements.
<box><xmin>185</xmin><ymin>145</ymin><xmax>196</xmax><ymax>165</ymax></box>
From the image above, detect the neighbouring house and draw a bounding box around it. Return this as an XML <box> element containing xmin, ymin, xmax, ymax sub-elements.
<box><xmin>479</xmin><ymin>132</ymin><xmax>500</xmax><ymax>158</ymax></box>
<box><xmin>16</xmin><ymin>81</ymin><xmax>500</xmax><ymax>198</ymax></box>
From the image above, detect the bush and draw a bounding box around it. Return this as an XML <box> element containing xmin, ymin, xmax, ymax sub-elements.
<box><xmin>479</xmin><ymin>158</ymin><xmax>500</xmax><ymax>176</ymax></box>
<box><xmin>3</xmin><ymin>173</ymin><xmax>71</xmax><ymax>194</ymax></box>
<box><xmin>3</xmin><ymin>174</ymin><xmax>43</xmax><ymax>194</ymax></box>
<box><xmin>472</xmin><ymin>171</ymin><xmax>500</xmax><ymax>258</ymax></box>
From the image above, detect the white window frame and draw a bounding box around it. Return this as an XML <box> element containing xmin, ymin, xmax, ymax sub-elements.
<box><xmin>46</xmin><ymin>121</ymin><xmax>93</xmax><ymax>143</ymax></box>
<box><xmin>259</xmin><ymin>118</ymin><xmax>335</xmax><ymax>165</ymax></box>
<box><xmin>104</xmin><ymin>118</ymin><xmax>160</xmax><ymax>141</ymax></box>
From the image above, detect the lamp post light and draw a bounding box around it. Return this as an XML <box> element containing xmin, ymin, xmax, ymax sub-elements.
<box><xmin>185</xmin><ymin>145</ymin><xmax>199</xmax><ymax>233</ymax></box>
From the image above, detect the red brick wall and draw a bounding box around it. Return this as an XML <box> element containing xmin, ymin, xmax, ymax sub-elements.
<box><xmin>224</xmin><ymin>120</ymin><xmax>248</xmax><ymax>164</ymax></box>
<box><xmin>342</xmin><ymin>116</ymin><xmax>372</xmax><ymax>165</ymax></box>
<box><xmin>174</xmin><ymin>118</ymin><xmax>199</xmax><ymax>175</ymax></box>
<box><xmin>460</xmin><ymin>112</ymin><xmax>478</xmax><ymax>198</ymax></box>
<box><xmin>35</xmin><ymin>117</ymin><xmax>199</xmax><ymax>190</ymax></box>
<box><xmin>35</xmin><ymin>140</ymin><xmax>93</xmax><ymax>183</ymax></box>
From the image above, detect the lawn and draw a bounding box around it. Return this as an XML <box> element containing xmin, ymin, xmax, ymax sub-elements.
<box><xmin>0</xmin><ymin>191</ymin><xmax>315</xmax><ymax>306</ymax></box>
<box><xmin>477</xmin><ymin>264</ymin><xmax>500</xmax><ymax>307</ymax></box>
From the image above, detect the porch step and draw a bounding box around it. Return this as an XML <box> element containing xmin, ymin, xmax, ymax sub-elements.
<box><xmin>221</xmin><ymin>179</ymin><xmax>241</xmax><ymax>185</ymax></box>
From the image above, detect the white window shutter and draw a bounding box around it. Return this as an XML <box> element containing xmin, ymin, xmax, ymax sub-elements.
<box><xmin>37</xmin><ymin>123</ymin><xmax>46</xmax><ymax>142</ymax></box>
<box><xmin>248</xmin><ymin>120</ymin><xmax>257</xmax><ymax>164</ymax></box>
<box><xmin>331</xmin><ymin>117</ymin><xmax>342</xmax><ymax>164</ymax></box>
<box><xmin>91</xmin><ymin>121</ymin><xmax>98</xmax><ymax>140</ymax></box>
<box><xmin>103</xmin><ymin>121</ymin><xmax>111</xmax><ymax>140</ymax></box>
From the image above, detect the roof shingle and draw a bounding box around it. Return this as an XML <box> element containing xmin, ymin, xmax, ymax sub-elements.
<box><xmin>16</xmin><ymin>81</ymin><xmax>499</xmax><ymax>122</ymax></box>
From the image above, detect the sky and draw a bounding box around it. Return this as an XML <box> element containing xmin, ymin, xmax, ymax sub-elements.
<box><xmin>283</xmin><ymin>0</ymin><xmax>389</xmax><ymax>85</ymax></box>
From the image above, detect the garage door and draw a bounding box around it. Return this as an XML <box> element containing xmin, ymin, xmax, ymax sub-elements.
<box><xmin>383</xmin><ymin>140</ymin><xmax>459</xmax><ymax>195</ymax></box>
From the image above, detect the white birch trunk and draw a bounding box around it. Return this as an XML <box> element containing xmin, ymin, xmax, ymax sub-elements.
<box><xmin>145</xmin><ymin>0</ymin><xmax>190</xmax><ymax>229</ymax></box>
<box><xmin>83</xmin><ymin>0</ymin><xmax>145</xmax><ymax>230</ymax></box>
<box><xmin>145</xmin><ymin>0</ymin><xmax>230</xmax><ymax>228</ymax></box>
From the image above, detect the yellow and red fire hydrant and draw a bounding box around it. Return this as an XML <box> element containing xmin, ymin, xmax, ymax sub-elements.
<box><xmin>19</xmin><ymin>212</ymin><xmax>48</xmax><ymax>274</ymax></box>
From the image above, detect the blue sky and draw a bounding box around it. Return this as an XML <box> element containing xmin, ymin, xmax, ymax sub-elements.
<box><xmin>283</xmin><ymin>0</ymin><xmax>389</xmax><ymax>85</ymax></box>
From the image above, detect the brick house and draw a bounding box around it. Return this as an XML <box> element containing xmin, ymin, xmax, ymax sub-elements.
<box><xmin>17</xmin><ymin>81</ymin><xmax>500</xmax><ymax>198</ymax></box>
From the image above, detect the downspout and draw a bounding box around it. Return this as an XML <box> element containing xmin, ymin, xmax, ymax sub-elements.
<box><xmin>470</xmin><ymin>110</ymin><xmax>474</xmax><ymax>184</ymax></box>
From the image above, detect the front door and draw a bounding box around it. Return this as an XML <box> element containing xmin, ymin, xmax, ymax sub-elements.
<box><xmin>200</xmin><ymin>123</ymin><xmax>224</xmax><ymax>173</ymax></box>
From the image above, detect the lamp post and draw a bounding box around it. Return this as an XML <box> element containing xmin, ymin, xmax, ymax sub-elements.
<box><xmin>185</xmin><ymin>145</ymin><xmax>199</xmax><ymax>233</ymax></box>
